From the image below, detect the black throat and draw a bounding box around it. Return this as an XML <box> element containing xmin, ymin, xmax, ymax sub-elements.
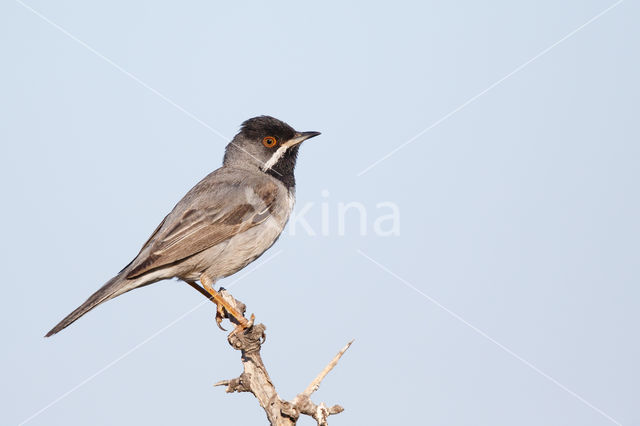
<box><xmin>265</xmin><ymin>145</ymin><xmax>300</xmax><ymax>190</ymax></box>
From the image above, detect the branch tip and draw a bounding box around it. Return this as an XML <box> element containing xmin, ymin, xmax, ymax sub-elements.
<box><xmin>301</xmin><ymin>339</ymin><xmax>354</xmax><ymax>398</ymax></box>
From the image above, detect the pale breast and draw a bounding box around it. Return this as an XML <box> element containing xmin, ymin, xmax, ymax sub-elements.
<box><xmin>199</xmin><ymin>185</ymin><xmax>295</xmax><ymax>280</ymax></box>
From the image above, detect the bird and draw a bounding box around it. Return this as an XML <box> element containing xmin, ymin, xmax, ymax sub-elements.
<box><xmin>46</xmin><ymin>116</ymin><xmax>320</xmax><ymax>337</ymax></box>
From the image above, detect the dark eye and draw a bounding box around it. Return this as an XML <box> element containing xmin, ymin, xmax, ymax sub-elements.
<box><xmin>262</xmin><ymin>136</ymin><xmax>277</xmax><ymax>148</ymax></box>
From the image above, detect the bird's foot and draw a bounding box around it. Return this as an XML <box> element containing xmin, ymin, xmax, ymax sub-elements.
<box><xmin>200</xmin><ymin>278</ymin><xmax>252</xmax><ymax>333</ymax></box>
<box><xmin>229</xmin><ymin>313</ymin><xmax>255</xmax><ymax>338</ymax></box>
<box><xmin>215</xmin><ymin>303</ymin><xmax>254</xmax><ymax>334</ymax></box>
<box><xmin>215</xmin><ymin>303</ymin><xmax>228</xmax><ymax>331</ymax></box>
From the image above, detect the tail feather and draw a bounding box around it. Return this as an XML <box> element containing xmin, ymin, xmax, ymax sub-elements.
<box><xmin>45</xmin><ymin>273</ymin><xmax>136</xmax><ymax>337</ymax></box>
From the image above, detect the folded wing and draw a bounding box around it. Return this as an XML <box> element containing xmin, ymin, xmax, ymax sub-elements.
<box><xmin>126</xmin><ymin>180</ymin><xmax>278</xmax><ymax>279</ymax></box>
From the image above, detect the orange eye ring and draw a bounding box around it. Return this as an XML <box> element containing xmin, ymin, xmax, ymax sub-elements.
<box><xmin>262</xmin><ymin>136</ymin><xmax>277</xmax><ymax>148</ymax></box>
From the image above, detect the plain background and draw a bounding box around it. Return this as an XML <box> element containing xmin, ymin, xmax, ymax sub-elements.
<box><xmin>1</xmin><ymin>1</ymin><xmax>638</xmax><ymax>425</ymax></box>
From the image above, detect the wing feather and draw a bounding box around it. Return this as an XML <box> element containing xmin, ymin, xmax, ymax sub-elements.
<box><xmin>125</xmin><ymin>179</ymin><xmax>279</xmax><ymax>279</ymax></box>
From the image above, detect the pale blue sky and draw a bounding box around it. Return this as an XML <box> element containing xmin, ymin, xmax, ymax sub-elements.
<box><xmin>1</xmin><ymin>1</ymin><xmax>638</xmax><ymax>425</ymax></box>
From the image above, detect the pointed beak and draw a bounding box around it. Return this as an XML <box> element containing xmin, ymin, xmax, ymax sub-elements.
<box><xmin>286</xmin><ymin>131</ymin><xmax>321</xmax><ymax>147</ymax></box>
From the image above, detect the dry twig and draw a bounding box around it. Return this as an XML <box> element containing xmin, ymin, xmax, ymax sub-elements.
<box><xmin>213</xmin><ymin>289</ymin><xmax>352</xmax><ymax>425</ymax></box>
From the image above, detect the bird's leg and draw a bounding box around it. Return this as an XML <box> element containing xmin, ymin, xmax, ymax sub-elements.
<box><xmin>184</xmin><ymin>280</ymin><xmax>228</xmax><ymax>331</ymax></box>
<box><xmin>185</xmin><ymin>280</ymin><xmax>213</xmax><ymax>300</ymax></box>
<box><xmin>200</xmin><ymin>275</ymin><xmax>251</xmax><ymax>333</ymax></box>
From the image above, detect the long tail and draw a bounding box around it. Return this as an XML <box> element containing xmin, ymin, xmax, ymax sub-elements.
<box><xmin>45</xmin><ymin>273</ymin><xmax>138</xmax><ymax>337</ymax></box>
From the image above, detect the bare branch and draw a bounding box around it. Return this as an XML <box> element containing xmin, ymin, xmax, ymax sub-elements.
<box><xmin>214</xmin><ymin>289</ymin><xmax>352</xmax><ymax>425</ymax></box>
<box><xmin>300</xmin><ymin>340</ymin><xmax>354</xmax><ymax>398</ymax></box>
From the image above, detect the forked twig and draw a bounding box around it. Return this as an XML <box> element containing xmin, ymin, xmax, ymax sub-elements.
<box><xmin>213</xmin><ymin>289</ymin><xmax>352</xmax><ymax>425</ymax></box>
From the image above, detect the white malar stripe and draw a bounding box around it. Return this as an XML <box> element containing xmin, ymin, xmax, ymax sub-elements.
<box><xmin>262</xmin><ymin>145</ymin><xmax>289</xmax><ymax>171</ymax></box>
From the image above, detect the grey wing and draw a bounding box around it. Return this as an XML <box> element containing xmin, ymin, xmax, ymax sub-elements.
<box><xmin>125</xmin><ymin>179</ymin><xmax>278</xmax><ymax>279</ymax></box>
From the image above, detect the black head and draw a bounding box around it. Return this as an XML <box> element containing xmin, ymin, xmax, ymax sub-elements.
<box><xmin>223</xmin><ymin>116</ymin><xmax>321</xmax><ymax>189</ymax></box>
<box><xmin>239</xmin><ymin>116</ymin><xmax>297</xmax><ymax>144</ymax></box>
